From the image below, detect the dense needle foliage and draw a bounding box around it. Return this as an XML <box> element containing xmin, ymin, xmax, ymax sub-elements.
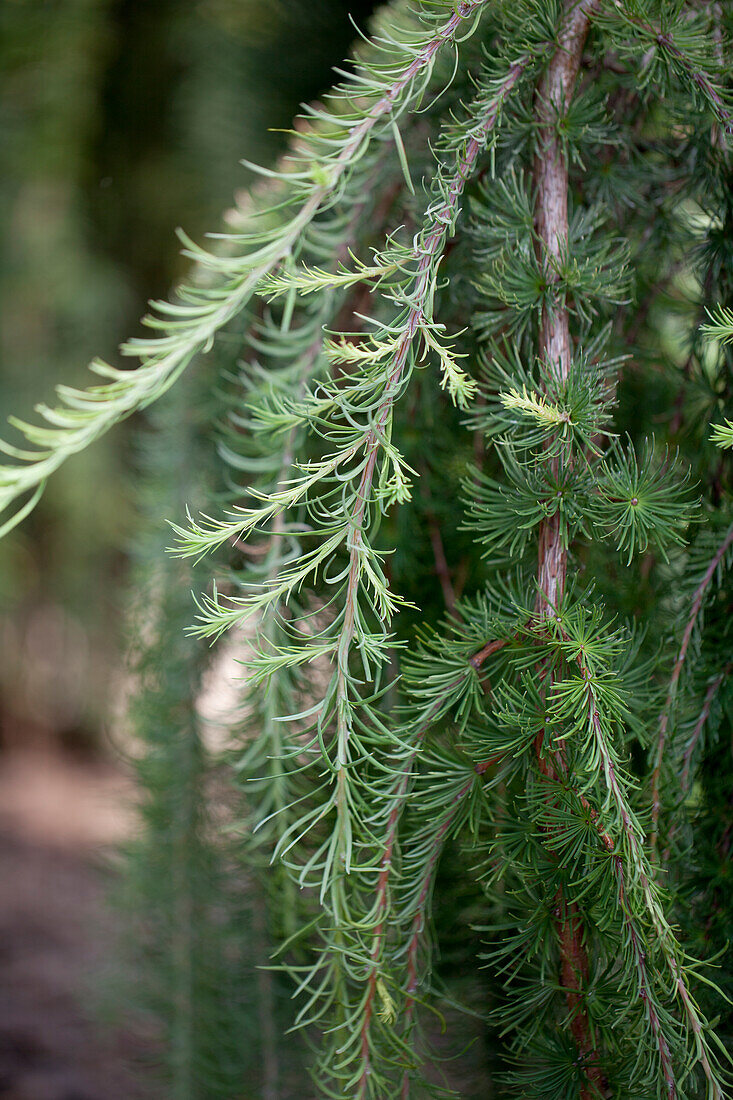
<box><xmin>2</xmin><ymin>0</ymin><xmax>733</xmax><ymax>1096</ymax></box>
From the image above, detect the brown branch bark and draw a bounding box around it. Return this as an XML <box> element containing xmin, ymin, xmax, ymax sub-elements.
<box><xmin>532</xmin><ymin>2</ymin><xmax>603</xmax><ymax>1094</ymax></box>
<box><xmin>534</xmin><ymin>0</ymin><xmax>600</xmax><ymax>613</ymax></box>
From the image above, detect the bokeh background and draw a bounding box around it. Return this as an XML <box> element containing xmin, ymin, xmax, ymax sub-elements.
<box><xmin>0</xmin><ymin>3</ymin><xmax>374</xmax><ymax>1095</ymax></box>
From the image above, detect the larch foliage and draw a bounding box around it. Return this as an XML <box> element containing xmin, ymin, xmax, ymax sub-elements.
<box><xmin>2</xmin><ymin>0</ymin><xmax>733</xmax><ymax>1096</ymax></box>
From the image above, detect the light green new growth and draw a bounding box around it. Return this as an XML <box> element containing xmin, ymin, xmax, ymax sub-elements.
<box><xmin>3</xmin><ymin>0</ymin><xmax>733</xmax><ymax>1097</ymax></box>
<box><xmin>712</xmin><ymin>420</ymin><xmax>733</xmax><ymax>448</ymax></box>
<box><xmin>500</xmin><ymin>384</ymin><xmax>571</xmax><ymax>426</ymax></box>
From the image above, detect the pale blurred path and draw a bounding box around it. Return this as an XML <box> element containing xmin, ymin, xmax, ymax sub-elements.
<box><xmin>0</xmin><ymin>747</ymin><xmax>154</xmax><ymax>1100</ymax></box>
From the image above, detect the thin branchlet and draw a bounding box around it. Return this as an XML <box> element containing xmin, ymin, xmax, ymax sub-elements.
<box><xmin>651</xmin><ymin>521</ymin><xmax>733</xmax><ymax>852</ymax></box>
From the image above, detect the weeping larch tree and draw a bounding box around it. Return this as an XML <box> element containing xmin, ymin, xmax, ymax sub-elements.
<box><xmin>2</xmin><ymin>0</ymin><xmax>733</xmax><ymax>1096</ymax></box>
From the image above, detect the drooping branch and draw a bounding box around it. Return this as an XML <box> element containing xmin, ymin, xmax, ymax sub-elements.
<box><xmin>173</xmin><ymin>61</ymin><xmax>534</xmax><ymax>574</ymax></box>
<box><xmin>568</xmin><ymin>634</ymin><xmax>725</xmax><ymax>1099</ymax></box>
<box><xmin>651</xmin><ymin>521</ymin><xmax>733</xmax><ymax>849</ymax></box>
<box><xmin>613</xmin><ymin>856</ymin><xmax>677</xmax><ymax>1099</ymax></box>
<box><xmin>334</xmin><ymin>49</ymin><xmax>534</xmax><ymax>894</ymax></box>
<box><xmin>440</xmin><ymin>607</ymin><xmax>725</xmax><ymax>1096</ymax></box>
<box><xmin>399</xmin><ymin>775</ymin><xmax>475</xmax><ymax>1100</ymax></box>
<box><xmin>356</xmin><ymin>628</ymin><xmax>515</xmax><ymax>1095</ymax></box>
<box><xmin>681</xmin><ymin>666</ymin><xmax>730</xmax><ymax>793</ymax></box>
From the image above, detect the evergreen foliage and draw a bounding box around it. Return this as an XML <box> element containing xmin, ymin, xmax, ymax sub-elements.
<box><xmin>3</xmin><ymin>0</ymin><xmax>733</xmax><ymax>1096</ymax></box>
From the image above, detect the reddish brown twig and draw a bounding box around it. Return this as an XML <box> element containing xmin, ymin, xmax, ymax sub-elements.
<box><xmin>532</xmin><ymin>0</ymin><xmax>603</xmax><ymax>1092</ymax></box>
<box><xmin>421</xmin><ymin>477</ymin><xmax>458</xmax><ymax>613</ymax></box>
<box><xmin>681</xmin><ymin>665</ymin><xmax>730</xmax><ymax>793</ymax></box>
<box><xmin>341</xmin><ymin>50</ymin><xmax>533</xmax><ymax>807</ymax></box>
<box><xmin>428</xmin><ymin>517</ymin><xmax>457</xmax><ymax>613</ymax></box>
<box><xmin>469</xmin><ymin>634</ymin><xmax>514</xmax><ymax>669</ymax></box>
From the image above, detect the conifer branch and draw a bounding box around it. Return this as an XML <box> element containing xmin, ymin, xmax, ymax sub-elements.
<box><xmin>569</xmin><ymin>632</ymin><xmax>726</xmax><ymax>1099</ymax></box>
<box><xmin>613</xmin><ymin>856</ymin><xmax>678</xmax><ymax>1098</ymax></box>
<box><xmin>466</xmin><ymin>603</ymin><xmax>726</xmax><ymax>1094</ymax></box>
<box><xmin>651</xmin><ymin>30</ymin><xmax>731</xmax><ymax>129</ymax></box>
<box><xmin>10</xmin><ymin>0</ymin><xmax>732</xmax><ymax>1092</ymax></box>
<box><xmin>358</xmin><ymin>632</ymin><xmax>511</xmax><ymax>1094</ymax></box>
<box><xmin>399</xmin><ymin>775</ymin><xmax>475</xmax><ymax>1099</ymax></box>
<box><xmin>334</xmin><ymin>46</ymin><xmax>529</xmax><ymax>748</ymax></box>
<box><xmin>223</xmin><ymin>150</ymin><xmax>408</xmax><ymax>1015</ymax></box>
<box><xmin>651</xmin><ymin>521</ymin><xmax>733</xmax><ymax>851</ymax></box>
<box><xmin>197</xmin><ymin>51</ymin><xmax>540</xmax><ymax>1093</ymax></box>
<box><xmin>330</xmin><ymin>67</ymin><xmax>534</xmax><ymax>1036</ymax></box>
<box><xmin>172</xmin><ymin>55</ymin><xmax>534</xmax><ymax>572</ymax></box>
<box><xmin>680</xmin><ymin>666</ymin><xmax>730</xmax><ymax>794</ymax></box>
<box><xmin>606</xmin><ymin>0</ymin><xmax>733</xmax><ymax>130</ymax></box>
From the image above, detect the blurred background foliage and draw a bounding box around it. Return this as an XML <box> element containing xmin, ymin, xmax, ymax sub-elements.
<box><xmin>0</xmin><ymin>0</ymin><xmax>376</xmax><ymax>752</ymax></box>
